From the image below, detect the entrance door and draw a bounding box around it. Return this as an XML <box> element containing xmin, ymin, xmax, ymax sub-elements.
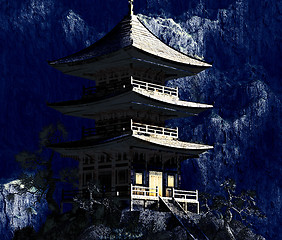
<box><xmin>149</xmin><ymin>171</ymin><xmax>163</xmax><ymax>196</ymax></box>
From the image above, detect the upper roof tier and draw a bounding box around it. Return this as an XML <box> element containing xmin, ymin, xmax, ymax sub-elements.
<box><xmin>48</xmin><ymin>14</ymin><xmax>212</xmax><ymax>81</ymax></box>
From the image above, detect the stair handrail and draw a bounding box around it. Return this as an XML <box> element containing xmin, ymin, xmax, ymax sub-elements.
<box><xmin>172</xmin><ymin>197</ymin><xmax>209</xmax><ymax>240</ymax></box>
<box><xmin>159</xmin><ymin>196</ymin><xmax>197</xmax><ymax>240</ymax></box>
<box><xmin>174</xmin><ymin>189</ymin><xmax>198</xmax><ymax>201</ymax></box>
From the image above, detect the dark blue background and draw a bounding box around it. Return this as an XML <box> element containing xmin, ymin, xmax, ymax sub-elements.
<box><xmin>0</xmin><ymin>0</ymin><xmax>281</xmax><ymax>239</ymax></box>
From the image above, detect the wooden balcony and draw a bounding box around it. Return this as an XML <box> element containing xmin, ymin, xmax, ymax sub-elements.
<box><xmin>131</xmin><ymin>120</ymin><xmax>178</xmax><ymax>139</ymax></box>
<box><xmin>130</xmin><ymin>184</ymin><xmax>199</xmax><ymax>214</ymax></box>
<box><xmin>81</xmin><ymin>120</ymin><xmax>178</xmax><ymax>140</ymax></box>
<box><xmin>131</xmin><ymin>78</ymin><xmax>178</xmax><ymax>98</ymax></box>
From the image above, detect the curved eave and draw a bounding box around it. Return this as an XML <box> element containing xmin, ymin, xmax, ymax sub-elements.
<box><xmin>132</xmin><ymin>134</ymin><xmax>213</xmax><ymax>155</ymax></box>
<box><xmin>48</xmin><ymin>15</ymin><xmax>132</xmax><ymax>65</ymax></box>
<box><xmin>49</xmin><ymin>133</ymin><xmax>213</xmax><ymax>157</ymax></box>
<box><xmin>47</xmin><ymin>89</ymin><xmax>213</xmax><ymax>118</ymax></box>
<box><xmin>48</xmin><ymin>46</ymin><xmax>211</xmax><ymax>79</ymax></box>
<box><xmin>48</xmin><ymin>15</ymin><xmax>212</xmax><ymax>78</ymax></box>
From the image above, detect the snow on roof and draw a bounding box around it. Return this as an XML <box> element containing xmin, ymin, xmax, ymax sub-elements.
<box><xmin>49</xmin><ymin>15</ymin><xmax>211</xmax><ymax>69</ymax></box>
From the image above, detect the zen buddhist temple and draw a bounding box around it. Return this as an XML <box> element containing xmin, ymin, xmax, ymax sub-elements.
<box><xmin>48</xmin><ymin>1</ymin><xmax>213</xmax><ymax>214</ymax></box>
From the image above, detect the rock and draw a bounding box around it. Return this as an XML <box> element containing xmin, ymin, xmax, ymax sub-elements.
<box><xmin>198</xmin><ymin>213</ymin><xmax>224</xmax><ymax>239</ymax></box>
<box><xmin>77</xmin><ymin>225</ymin><xmax>111</xmax><ymax>240</ymax></box>
<box><xmin>138</xmin><ymin>210</ymin><xmax>172</xmax><ymax>234</ymax></box>
<box><xmin>0</xmin><ymin>180</ymin><xmax>47</xmax><ymax>240</ymax></box>
<box><xmin>171</xmin><ymin>226</ymin><xmax>187</xmax><ymax>240</ymax></box>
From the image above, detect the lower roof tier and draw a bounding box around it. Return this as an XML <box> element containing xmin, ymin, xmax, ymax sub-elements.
<box><xmin>47</xmin><ymin>79</ymin><xmax>213</xmax><ymax>120</ymax></box>
<box><xmin>49</xmin><ymin>132</ymin><xmax>213</xmax><ymax>159</ymax></box>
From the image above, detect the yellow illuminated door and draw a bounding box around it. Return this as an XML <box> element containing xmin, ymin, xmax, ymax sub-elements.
<box><xmin>149</xmin><ymin>171</ymin><xmax>162</xmax><ymax>196</ymax></box>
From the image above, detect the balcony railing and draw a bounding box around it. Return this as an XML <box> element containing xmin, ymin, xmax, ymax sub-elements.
<box><xmin>131</xmin><ymin>120</ymin><xmax>178</xmax><ymax>139</ymax></box>
<box><xmin>131</xmin><ymin>78</ymin><xmax>178</xmax><ymax>97</ymax></box>
<box><xmin>82</xmin><ymin>120</ymin><xmax>178</xmax><ymax>139</ymax></box>
<box><xmin>173</xmin><ymin>189</ymin><xmax>199</xmax><ymax>202</ymax></box>
<box><xmin>131</xmin><ymin>185</ymin><xmax>159</xmax><ymax>198</ymax></box>
<box><xmin>130</xmin><ymin>184</ymin><xmax>199</xmax><ymax>213</ymax></box>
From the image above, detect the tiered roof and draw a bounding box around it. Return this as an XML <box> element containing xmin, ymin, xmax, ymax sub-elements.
<box><xmin>47</xmin><ymin>8</ymin><xmax>213</xmax><ymax>157</ymax></box>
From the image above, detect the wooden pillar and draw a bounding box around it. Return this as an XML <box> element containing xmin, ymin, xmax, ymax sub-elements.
<box><xmin>79</xmin><ymin>157</ymin><xmax>83</xmax><ymax>190</ymax></box>
<box><xmin>161</xmin><ymin>154</ymin><xmax>164</xmax><ymax>197</ymax></box>
<box><xmin>177</xmin><ymin>155</ymin><xmax>181</xmax><ymax>189</ymax></box>
<box><xmin>94</xmin><ymin>154</ymin><xmax>98</xmax><ymax>183</ymax></box>
<box><xmin>129</xmin><ymin>149</ymin><xmax>134</xmax><ymax>208</ymax></box>
<box><xmin>112</xmin><ymin>153</ymin><xmax>116</xmax><ymax>195</ymax></box>
<box><xmin>196</xmin><ymin>190</ymin><xmax>200</xmax><ymax>214</ymax></box>
<box><xmin>130</xmin><ymin>183</ymin><xmax>133</xmax><ymax>211</ymax></box>
<box><xmin>145</xmin><ymin>154</ymin><xmax>149</xmax><ymax>187</ymax></box>
<box><xmin>60</xmin><ymin>189</ymin><xmax>64</xmax><ymax>214</ymax></box>
<box><xmin>129</xmin><ymin>149</ymin><xmax>134</xmax><ymax>184</ymax></box>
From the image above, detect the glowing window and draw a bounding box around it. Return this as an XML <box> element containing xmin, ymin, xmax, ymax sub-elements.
<box><xmin>135</xmin><ymin>172</ymin><xmax>143</xmax><ymax>185</ymax></box>
<box><xmin>167</xmin><ymin>175</ymin><xmax>174</xmax><ymax>187</ymax></box>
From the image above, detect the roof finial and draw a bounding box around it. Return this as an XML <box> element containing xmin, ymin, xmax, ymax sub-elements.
<box><xmin>128</xmin><ymin>0</ymin><xmax>134</xmax><ymax>16</ymax></box>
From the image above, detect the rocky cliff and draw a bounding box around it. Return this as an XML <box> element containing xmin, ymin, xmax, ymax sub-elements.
<box><xmin>0</xmin><ymin>180</ymin><xmax>47</xmax><ymax>240</ymax></box>
<box><xmin>78</xmin><ymin>210</ymin><xmax>266</xmax><ymax>240</ymax></box>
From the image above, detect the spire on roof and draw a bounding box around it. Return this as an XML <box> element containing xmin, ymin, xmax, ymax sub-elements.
<box><xmin>128</xmin><ymin>0</ymin><xmax>134</xmax><ymax>16</ymax></box>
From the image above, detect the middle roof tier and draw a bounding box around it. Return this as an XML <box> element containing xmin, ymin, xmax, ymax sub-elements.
<box><xmin>48</xmin><ymin>77</ymin><xmax>213</xmax><ymax>120</ymax></box>
<box><xmin>48</xmin><ymin>120</ymin><xmax>213</xmax><ymax>159</ymax></box>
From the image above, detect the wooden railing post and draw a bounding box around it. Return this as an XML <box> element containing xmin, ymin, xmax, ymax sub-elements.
<box><xmin>172</xmin><ymin>188</ymin><xmax>174</xmax><ymax>198</ymax></box>
<box><xmin>156</xmin><ymin>186</ymin><xmax>158</xmax><ymax>197</ymax></box>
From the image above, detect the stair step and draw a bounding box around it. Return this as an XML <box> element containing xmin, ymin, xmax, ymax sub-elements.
<box><xmin>159</xmin><ymin>196</ymin><xmax>209</xmax><ymax>240</ymax></box>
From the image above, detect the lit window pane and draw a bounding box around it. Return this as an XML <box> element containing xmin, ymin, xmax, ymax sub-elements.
<box><xmin>167</xmin><ymin>175</ymin><xmax>174</xmax><ymax>187</ymax></box>
<box><xmin>136</xmin><ymin>173</ymin><xmax>143</xmax><ymax>185</ymax></box>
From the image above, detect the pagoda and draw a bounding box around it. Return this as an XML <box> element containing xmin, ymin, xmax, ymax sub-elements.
<box><xmin>48</xmin><ymin>1</ymin><xmax>213</xmax><ymax>213</ymax></box>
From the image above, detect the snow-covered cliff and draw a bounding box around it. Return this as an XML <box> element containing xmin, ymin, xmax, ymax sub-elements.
<box><xmin>0</xmin><ymin>180</ymin><xmax>47</xmax><ymax>240</ymax></box>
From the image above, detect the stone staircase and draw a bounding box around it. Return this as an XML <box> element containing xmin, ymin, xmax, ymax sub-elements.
<box><xmin>159</xmin><ymin>197</ymin><xmax>209</xmax><ymax>240</ymax></box>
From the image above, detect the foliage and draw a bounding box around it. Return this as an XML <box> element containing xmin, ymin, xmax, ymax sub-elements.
<box><xmin>200</xmin><ymin>179</ymin><xmax>266</xmax><ymax>239</ymax></box>
<box><xmin>73</xmin><ymin>181</ymin><xmax>122</xmax><ymax>227</ymax></box>
<box><xmin>12</xmin><ymin>226</ymin><xmax>37</xmax><ymax>240</ymax></box>
<box><xmin>12</xmin><ymin>123</ymin><xmax>77</xmax><ymax>214</ymax></box>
